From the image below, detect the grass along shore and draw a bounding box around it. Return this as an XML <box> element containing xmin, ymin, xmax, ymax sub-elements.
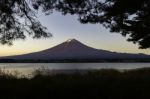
<box><xmin>0</xmin><ymin>68</ymin><xmax>150</xmax><ymax>99</ymax></box>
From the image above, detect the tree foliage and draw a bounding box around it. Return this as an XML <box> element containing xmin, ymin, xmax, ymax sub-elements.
<box><xmin>0</xmin><ymin>0</ymin><xmax>51</xmax><ymax>45</ymax></box>
<box><xmin>1</xmin><ymin>0</ymin><xmax>150</xmax><ymax>49</ymax></box>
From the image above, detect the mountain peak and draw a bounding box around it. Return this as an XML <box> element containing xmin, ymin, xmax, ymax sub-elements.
<box><xmin>1</xmin><ymin>39</ymin><xmax>150</xmax><ymax>61</ymax></box>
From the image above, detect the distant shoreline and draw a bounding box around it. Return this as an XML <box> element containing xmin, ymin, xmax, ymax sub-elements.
<box><xmin>0</xmin><ymin>59</ymin><xmax>150</xmax><ymax>63</ymax></box>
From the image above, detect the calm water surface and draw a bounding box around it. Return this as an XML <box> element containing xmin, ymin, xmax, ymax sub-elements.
<box><xmin>0</xmin><ymin>63</ymin><xmax>150</xmax><ymax>74</ymax></box>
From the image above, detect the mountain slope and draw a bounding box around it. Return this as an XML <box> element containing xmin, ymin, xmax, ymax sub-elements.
<box><xmin>1</xmin><ymin>39</ymin><xmax>150</xmax><ymax>60</ymax></box>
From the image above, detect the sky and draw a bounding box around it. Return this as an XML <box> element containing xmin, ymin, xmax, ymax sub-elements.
<box><xmin>0</xmin><ymin>12</ymin><xmax>150</xmax><ymax>56</ymax></box>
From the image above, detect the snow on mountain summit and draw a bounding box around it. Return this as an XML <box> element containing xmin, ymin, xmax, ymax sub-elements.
<box><xmin>66</xmin><ymin>39</ymin><xmax>78</xmax><ymax>43</ymax></box>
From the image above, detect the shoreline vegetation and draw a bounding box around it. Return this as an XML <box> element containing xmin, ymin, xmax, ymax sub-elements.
<box><xmin>0</xmin><ymin>68</ymin><xmax>150</xmax><ymax>98</ymax></box>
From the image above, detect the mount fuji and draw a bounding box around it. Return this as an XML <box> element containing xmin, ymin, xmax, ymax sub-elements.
<box><xmin>1</xmin><ymin>39</ymin><xmax>150</xmax><ymax>62</ymax></box>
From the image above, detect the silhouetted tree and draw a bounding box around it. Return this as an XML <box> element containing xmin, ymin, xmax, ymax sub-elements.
<box><xmin>33</xmin><ymin>0</ymin><xmax>150</xmax><ymax>49</ymax></box>
<box><xmin>0</xmin><ymin>0</ymin><xmax>52</xmax><ymax>45</ymax></box>
<box><xmin>1</xmin><ymin>0</ymin><xmax>150</xmax><ymax>49</ymax></box>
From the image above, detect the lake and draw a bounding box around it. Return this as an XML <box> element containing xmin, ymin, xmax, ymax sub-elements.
<box><xmin>0</xmin><ymin>63</ymin><xmax>150</xmax><ymax>75</ymax></box>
